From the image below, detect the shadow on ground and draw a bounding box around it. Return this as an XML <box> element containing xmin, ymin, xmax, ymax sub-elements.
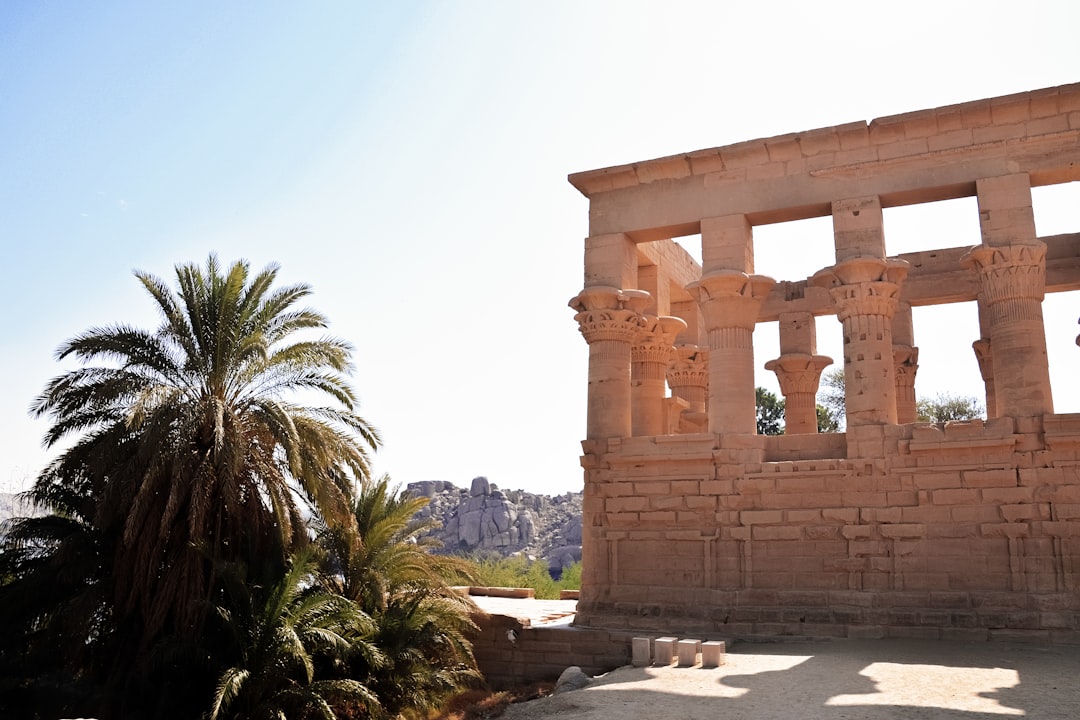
<box><xmin>500</xmin><ymin>638</ymin><xmax>1080</xmax><ymax>720</ymax></box>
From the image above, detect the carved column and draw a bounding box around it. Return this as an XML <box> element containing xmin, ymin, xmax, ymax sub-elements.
<box><xmin>765</xmin><ymin>311</ymin><xmax>831</xmax><ymax>434</ymax></box>
<box><xmin>812</xmin><ymin>257</ymin><xmax>909</xmax><ymax>426</ymax></box>
<box><xmin>973</xmin><ymin>295</ymin><xmax>997</xmax><ymax>418</ymax></box>
<box><xmin>893</xmin><ymin>347</ymin><xmax>919</xmax><ymax>424</ymax></box>
<box><xmin>891</xmin><ymin>302</ymin><xmax>919</xmax><ymax>424</ymax></box>
<box><xmin>962</xmin><ymin>241</ymin><xmax>1052</xmax><ymax>417</ymax></box>
<box><xmin>631</xmin><ymin>315</ymin><xmax>687</xmax><ymax>436</ymax></box>
<box><xmin>765</xmin><ymin>354</ymin><xmax>833</xmax><ymax>434</ymax></box>
<box><xmin>667</xmin><ymin>346</ymin><xmax>709</xmax><ymax>412</ymax></box>
<box><xmin>972</xmin><ymin>338</ymin><xmax>996</xmax><ymax>418</ymax></box>
<box><xmin>689</xmin><ymin>271</ymin><xmax>775</xmax><ymax>434</ymax></box>
<box><xmin>963</xmin><ymin>173</ymin><xmax>1052</xmax><ymax>418</ymax></box>
<box><xmin>569</xmin><ymin>286</ymin><xmax>650</xmax><ymax>440</ymax></box>
<box><xmin>666</xmin><ymin>345</ymin><xmax>709</xmax><ymax>432</ymax></box>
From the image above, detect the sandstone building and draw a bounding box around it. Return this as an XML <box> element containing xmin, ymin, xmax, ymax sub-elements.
<box><xmin>568</xmin><ymin>84</ymin><xmax>1080</xmax><ymax>640</ymax></box>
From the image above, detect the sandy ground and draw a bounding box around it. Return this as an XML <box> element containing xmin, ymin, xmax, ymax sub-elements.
<box><xmin>499</xmin><ymin>638</ymin><xmax>1080</xmax><ymax>720</ymax></box>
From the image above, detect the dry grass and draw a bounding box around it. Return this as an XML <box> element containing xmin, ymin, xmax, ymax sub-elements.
<box><xmin>428</xmin><ymin>682</ymin><xmax>555</xmax><ymax>720</ymax></box>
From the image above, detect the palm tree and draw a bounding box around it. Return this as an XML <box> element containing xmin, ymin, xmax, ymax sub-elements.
<box><xmin>319</xmin><ymin>476</ymin><xmax>480</xmax><ymax>718</ymax></box>
<box><xmin>209</xmin><ymin>551</ymin><xmax>384</xmax><ymax>720</ymax></box>
<box><xmin>16</xmin><ymin>255</ymin><xmax>380</xmax><ymax>716</ymax></box>
<box><xmin>0</xmin><ymin>476</ymin><xmax>108</xmax><ymax>718</ymax></box>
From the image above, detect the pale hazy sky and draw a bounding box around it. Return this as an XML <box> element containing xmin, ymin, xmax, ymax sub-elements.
<box><xmin>2</xmin><ymin>1</ymin><xmax>1079</xmax><ymax>495</ymax></box>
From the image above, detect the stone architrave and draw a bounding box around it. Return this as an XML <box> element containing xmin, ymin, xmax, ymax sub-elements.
<box><xmin>961</xmin><ymin>241</ymin><xmax>1052</xmax><ymax>417</ymax></box>
<box><xmin>569</xmin><ymin>286</ymin><xmax>650</xmax><ymax>439</ymax></box>
<box><xmin>631</xmin><ymin>315</ymin><xmax>687</xmax><ymax>436</ymax></box>
<box><xmin>812</xmin><ymin>257</ymin><xmax>909</xmax><ymax>426</ymax></box>
<box><xmin>688</xmin><ymin>271</ymin><xmax>775</xmax><ymax>435</ymax></box>
<box><xmin>765</xmin><ymin>354</ymin><xmax>833</xmax><ymax>434</ymax></box>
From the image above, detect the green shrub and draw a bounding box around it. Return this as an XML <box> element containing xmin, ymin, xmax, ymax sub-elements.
<box><xmin>468</xmin><ymin>556</ymin><xmax>581</xmax><ymax>599</ymax></box>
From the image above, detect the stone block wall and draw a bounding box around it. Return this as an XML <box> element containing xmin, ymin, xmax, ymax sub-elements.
<box><xmin>574</xmin><ymin>416</ymin><xmax>1080</xmax><ymax>641</ymax></box>
<box><xmin>470</xmin><ymin>612</ymin><xmax>632</xmax><ymax>689</ymax></box>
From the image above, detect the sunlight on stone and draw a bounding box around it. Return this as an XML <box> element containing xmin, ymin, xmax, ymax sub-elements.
<box><xmin>827</xmin><ymin>663</ymin><xmax>1021</xmax><ymax>714</ymax></box>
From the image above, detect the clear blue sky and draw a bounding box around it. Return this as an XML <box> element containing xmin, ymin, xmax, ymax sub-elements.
<box><xmin>3</xmin><ymin>1</ymin><xmax>1079</xmax><ymax>495</ymax></box>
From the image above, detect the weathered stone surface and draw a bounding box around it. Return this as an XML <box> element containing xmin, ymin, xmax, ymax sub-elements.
<box><xmin>470</xmin><ymin>476</ymin><xmax>490</xmax><ymax>497</ymax></box>
<box><xmin>407</xmin><ymin>477</ymin><xmax>582</xmax><ymax>569</ymax></box>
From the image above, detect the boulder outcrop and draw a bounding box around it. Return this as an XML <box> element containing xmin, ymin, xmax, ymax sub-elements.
<box><xmin>407</xmin><ymin>477</ymin><xmax>582</xmax><ymax>573</ymax></box>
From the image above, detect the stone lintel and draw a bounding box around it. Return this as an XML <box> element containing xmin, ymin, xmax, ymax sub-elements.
<box><xmin>569</xmin><ymin>84</ymin><xmax>1080</xmax><ymax>240</ymax></box>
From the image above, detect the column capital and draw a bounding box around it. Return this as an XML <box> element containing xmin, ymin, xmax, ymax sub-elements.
<box><xmin>570</xmin><ymin>286</ymin><xmax>651</xmax><ymax>345</ymax></box>
<box><xmin>666</xmin><ymin>345</ymin><xmax>709</xmax><ymax>390</ymax></box>
<box><xmin>961</xmin><ymin>241</ymin><xmax>1046</xmax><ymax>304</ymax></box>
<box><xmin>814</xmin><ymin>256</ymin><xmax>910</xmax><ymax>286</ymax></box>
<box><xmin>764</xmin><ymin>354</ymin><xmax>833</xmax><ymax>395</ymax></box>
<box><xmin>666</xmin><ymin>344</ymin><xmax>709</xmax><ymax>430</ymax></box>
<box><xmin>812</xmin><ymin>257</ymin><xmax>909</xmax><ymax>322</ymax></box>
<box><xmin>765</xmin><ymin>353</ymin><xmax>832</xmax><ymax>434</ymax></box>
<box><xmin>632</xmin><ymin>315</ymin><xmax>687</xmax><ymax>365</ymax></box>
<box><xmin>570</xmin><ymin>285</ymin><xmax>652</xmax><ymax>313</ymax></box>
<box><xmin>688</xmin><ymin>270</ymin><xmax>775</xmax><ymax>331</ymax></box>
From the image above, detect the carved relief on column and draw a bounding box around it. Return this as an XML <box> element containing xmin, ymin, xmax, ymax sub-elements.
<box><xmin>571</xmin><ymin>286</ymin><xmax>650</xmax><ymax>346</ymax></box>
<box><xmin>892</xmin><ymin>346</ymin><xmax>919</xmax><ymax>424</ymax></box>
<box><xmin>812</xmin><ymin>257</ymin><xmax>909</xmax><ymax>426</ymax></box>
<box><xmin>631</xmin><ymin>315</ymin><xmax>687</xmax><ymax>437</ymax></box>
<box><xmin>961</xmin><ymin>241</ymin><xmax>1052</xmax><ymax>417</ymax></box>
<box><xmin>764</xmin><ymin>354</ymin><xmax>833</xmax><ymax>434</ymax></box>
<box><xmin>666</xmin><ymin>345</ymin><xmax>709</xmax><ymax>432</ymax></box>
<box><xmin>962</xmin><ymin>242</ymin><xmax>1046</xmax><ymax>322</ymax></box>
<box><xmin>688</xmin><ymin>270</ymin><xmax>775</xmax><ymax>434</ymax></box>
<box><xmin>569</xmin><ymin>286</ymin><xmax>650</xmax><ymax>440</ymax></box>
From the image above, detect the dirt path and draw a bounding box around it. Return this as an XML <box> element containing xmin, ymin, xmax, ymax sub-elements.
<box><xmin>500</xmin><ymin>638</ymin><xmax>1080</xmax><ymax>720</ymax></box>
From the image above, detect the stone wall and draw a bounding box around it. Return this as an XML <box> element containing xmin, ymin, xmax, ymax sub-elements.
<box><xmin>576</xmin><ymin>416</ymin><xmax>1080</xmax><ymax>641</ymax></box>
<box><xmin>470</xmin><ymin>611</ymin><xmax>632</xmax><ymax>689</ymax></box>
<box><xmin>567</xmin><ymin>84</ymin><xmax>1080</xmax><ymax>640</ymax></box>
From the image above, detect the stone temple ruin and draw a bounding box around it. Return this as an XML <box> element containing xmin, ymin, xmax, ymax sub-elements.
<box><xmin>567</xmin><ymin>84</ymin><xmax>1080</xmax><ymax>640</ymax></box>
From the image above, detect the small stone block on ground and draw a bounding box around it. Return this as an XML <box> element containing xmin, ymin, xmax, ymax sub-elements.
<box><xmin>653</xmin><ymin>636</ymin><xmax>677</xmax><ymax>666</ymax></box>
<box><xmin>677</xmin><ymin>639</ymin><xmax>702</xmax><ymax>667</ymax></box>
<box><xmin>702</xmin><ymin>640</ymin><xmax>727</xmax><ymax>668</ymax></box>
<box><xmin>631</xmin><ymin>637</ymin><xmax>651</xmax><ymax>667</ymax></box>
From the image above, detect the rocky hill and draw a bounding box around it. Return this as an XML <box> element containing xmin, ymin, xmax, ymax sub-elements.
<box><xmin>406</xmin><ymin>477</ymin><xmax>583</xmax><ymax>574</ymax></box>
